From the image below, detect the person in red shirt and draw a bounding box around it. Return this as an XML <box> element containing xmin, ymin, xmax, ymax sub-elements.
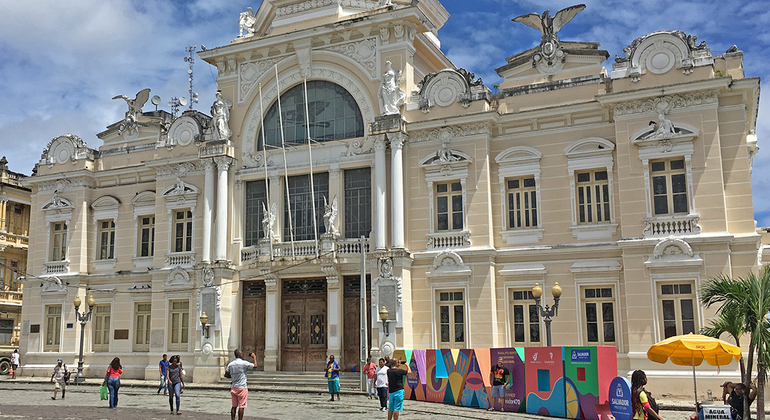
<box><xmin>364</xmin><ymin>357</ymin><xmax>377</xmax><ymax>399</ymax></box>
<box><xmin>102</xmin><ymin>357</ymin><xmax>123</xmax><ymax>408</ymax></box>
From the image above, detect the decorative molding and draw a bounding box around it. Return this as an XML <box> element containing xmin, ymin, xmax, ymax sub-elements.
<box><xmin>165</xmin><ymin>266</ymin><xmax>194</xmax><ymax>289</ymax></box>
<box><xmin>321</xmin><ymin>37</ymin><xmax>377</xmax><ymax>79</ymax></box>
<box><xmin>168</xmin><ymin>116</ymin><xmax>202</xmax><ymax>147</ymax></box>
<box><xmin>156</xmin><ymin>161</ymin><xmax>205</xmax><ymax>178</ymax></box>
<box><xmin>426</xmin><ymin>250</ymin><xmax>472</xmax><ymax>278</ymax></box>
<box><xmin>40</xmin><ymin>134</ymin><xmax>95</xmax><ymax>167</ymax></box>
<box><xmin>613</xmin><ymin>91</ymin><xmax>718</xmax><ymax>116</ymax></box>
<box><xmin>41</xmin><ymin>275</ymin><xmax>67</xmax><ymax>294</ymax></box>
<box><xmin>38</xmin><ymin>178</ymin><xmax>95</xmax><ymax>192</ymax></box>
<box><xmin>612</xmin><ymin>30</ymin><xmax>713</xmax><ymax>80</ymax></box>
<box><xmin>409</xmin><ymin>123</ymin><xmax>493</xmax><ymax>143</ymax></box>
<box><xmin>239</xmin><ymin>57</ymin><xmax>282</xmax><ymax>103</ymax></box>
<box><xmin>646</xmin><ymin>236</ymin><xmax>703</xmax><ymax>268</ymax></box>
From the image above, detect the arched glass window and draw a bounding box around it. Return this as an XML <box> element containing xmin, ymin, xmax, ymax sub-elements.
<box><xmin>257</xmin><ymin>80</ymin><xmax>364</xmax><ymax>150</ymax></box>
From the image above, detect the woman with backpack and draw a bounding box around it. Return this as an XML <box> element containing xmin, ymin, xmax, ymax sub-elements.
<box><xmin>631</xmin><ymin>370</ymin><xmax>662</xmax><ymax>420</ymax></box>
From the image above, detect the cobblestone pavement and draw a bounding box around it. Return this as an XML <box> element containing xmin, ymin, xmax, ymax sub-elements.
<box><xmin>0</xmin><ymin>381</ymin><xmax>703</xmax><ymax>420</ymax></box>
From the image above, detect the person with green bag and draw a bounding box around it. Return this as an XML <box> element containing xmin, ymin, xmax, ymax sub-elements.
<box><xmin>102</xmin><ymin>357</ymin><xmax>123</xmax><ymax>408</ymax></box>
<box><xmin>99</xmin><ymin>383</ymin><xmax>109</xmax><ymax>400</ymax></box>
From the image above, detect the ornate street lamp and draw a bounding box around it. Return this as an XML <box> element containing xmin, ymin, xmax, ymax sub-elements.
<box><xmin>379</xmin><ymin>306</ymin><xmax>391</xmax><ymax>336</ymax></box>
<box><xmin>531</xmin><ymin>282</ymin><xmax>562</xmax><ymax>346</ymax></box>
<box><xmin>200</xmin><ymin>312</ymin><xmax>210</xmax><ymax>339</ymax></box>
<box><xmin>73</xmin><ymin>294</ymin><xmax>95</xmax><ymax>384</ymax></box>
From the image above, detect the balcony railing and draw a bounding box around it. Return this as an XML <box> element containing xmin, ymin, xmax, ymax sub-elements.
<box><xmin>241</xmin><ymin>246</ymin><xmax>260</xmax><ymax>263</ymax></box>
<box><xmin>273</xmin><ymin>240</ymin><xmax>318</xmax><ymax>258</ymax></box>
<box><xmin>165</xmin><ymin>251</ymin><xmax>196</xmax><ymax>267</ymax></box>
<box><xmin>426</xmin><ymin>231</ymin><xmax>471</xmax><ymax>249</ymax></box>
<box><xmin>0</xmin><ymin>290</ymin><xmax>22</xmax><ymax>303</ymax></box>
<box><xmin>43</xmin><ymin>260</ymin><xmax>69</xmax><ymax>274</ymax></box>
<box><xmin>0</xmin><ymin>232</ymin><xmax>28</xmax><ymax>246</ymax></box>
<box><xmin>643</xmin><ymin>214</ymin><xmax>701</xmax><ymax>237</ymax></box>
<box><xmin>336</xmin><ymin>238</ymin><xmax>370</xmax><ymax>255</ymax></box>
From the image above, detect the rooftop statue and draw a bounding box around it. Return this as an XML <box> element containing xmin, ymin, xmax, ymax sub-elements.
<box><xmin>513</xmin><ymin>4</ymin><xmax>586</xmax><ymax>72</ymax></box>
<box><xmin>112</xmin><ymin>88</ymin><xmax>151</xmax><ymax>135</ymax></box>
<box><xmin>377</xmin><ymin>61</ymin><xmax>405</xmax><ymax>116</ymax></box>
<box><xmin>239</xmin><ymin>7</ymin><xmax>257</xmax><ymax>38</ymax></box>
<box><xmin>211</xmin><ymin>91</ymin><xmax>233</xmax><ymax>142</ymax></box>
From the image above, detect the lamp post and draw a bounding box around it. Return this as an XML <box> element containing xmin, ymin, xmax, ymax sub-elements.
<box><xmin>73</xmin><ymin>294</ymin><xmax>95</xmax><ymax>384</ymax></box>
<box><xmin>200</xmin><ymin>312</ymin><xmax>210</xmax><ymax>339</ymax></box>
<box><xmin>379</xmin><ymin>306</ymin><xmax>391</xmax><ymax>336</ymax></box>
<box><xmin>531</xmin><ymin>282</ymin><xmax>562</xmax><ymax>347</ymax></box>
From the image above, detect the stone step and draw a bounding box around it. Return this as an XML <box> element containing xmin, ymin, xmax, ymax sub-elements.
<box><xmin>220</xmin><ymin>371</ymin><xmax>362</xmax><ymax>389</ymax></box>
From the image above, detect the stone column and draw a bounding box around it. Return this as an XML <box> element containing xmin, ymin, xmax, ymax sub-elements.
<box><xmin>0</xmin><ymin>194</ymin><xmax>7</xmax><ymax>231</ymax></box>
<box><xmin>262</xmin><ymin>269</ymin><xmax>279</xmax><ymax>371</ymax></box>
<box><xmin>390</xmin><ymin>134</ymin><xmax>406</xmax><ymax>249</ymax></box>
<box><xmin>373</xmin><ymin>135</ymin><xmax>387</xmax><ymax>250</ymax></box>
<box><xmin>202</xmin><ymin>159</ymin><xmax>215</xmax><ymax>263</ymax></box>
<box><xmin>214</xmin><ymin>157</ymin><xmax>232</xmax><ymax>261</ymax></box>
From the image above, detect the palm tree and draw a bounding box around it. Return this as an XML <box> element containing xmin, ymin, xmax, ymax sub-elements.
<box><xmin>700</xmin><ymin>304</ymin><xmax>746</xmax><ymax>381</ymax></box>
<box><xmin>701</xmin><ymin>264</ymin><xmax>770</xmax><ymax>420</ymax></box>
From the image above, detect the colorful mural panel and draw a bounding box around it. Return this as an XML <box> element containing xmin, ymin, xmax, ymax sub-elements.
<box><xmin>489</xmin><ymin>347</ymin><xmax>526</xmax><ymax>413</ymax></box>
<box><xmin>459</xmin><ymin>349</ymin><xmax>489</xmax><ymax>409</ymax></box>
<box><xmin>525</xmin><ymin>347</ymin><xmax>566</xmax><ymax>417</ymax></box>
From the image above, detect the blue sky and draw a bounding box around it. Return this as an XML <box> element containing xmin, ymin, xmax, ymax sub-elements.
<box><xmin>0</xmin><ymin>0</ymin><xmax>768</xmax><ymax>225</ymax></box>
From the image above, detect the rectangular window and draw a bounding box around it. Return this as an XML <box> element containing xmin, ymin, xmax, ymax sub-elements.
<box><xmin>98</xmin><ymin>220</ymin><xmax>116</xmax><ymax>260</ymax></box>
<box><xmin>582</xmin><ymin>287</ymin><xmax>616</xmax><ymax>344</ymax></box>
<box><xmin>93</xmin><ymin>305</ymin><xmax>111</xmax><ymax>352</ymax></box>
<box><xmin>134</xmin><ymin>303</ymin><xmax>151</xmax><ymax>352</ymax></box>
<box><xmin>139</xmin><ymin>216</ymin><xmax>155</xmax><ymax>257</ymax></box>
<box><xmin>576</xmin><ymin>170</ymin><xmax>611</xmax><ymax>224</ymax></box>
<box><xmin>344</xmin><ymin>168</ymin><xmax>372</xmax><ymax>239</ymax></box>
<box><xmin>659</xmin><ymin>283</ymin><xmax>696</xmax><ymax>338</ymax></box>
<box><xmin>0</xmin><ymin>258</ymin><xmax>5</xmax><ymax>290</ymax></box>
<box><xmin>51</xmin><ymin>222</ymin><xmax>67</xmax><ymax>261</ymax></box>
<box><xmin>0</xmin><ymin>319</ymin><xmax>12</xmax><ymax>344</ymax></box>
<box><xmin>284</xmin><ymin>173</ymin><xmax>329</xmax><ymax>241</ymax></box>
<box><xmin>436</xmin><ymin>182</ymin><xmax>463</xmax><ymax>231</ymax></box>
<box><xmin>511</xmin><ymin>290</ymin><xmax>540</xmax><ymax>346</ymax></box>
<box><xmin>45</xmin><ymin>305</ymin><xmax>62</xmax><ymax>352</ymax></box>
<box><xmin>507</xmin><ymin>177</ymin><xmax>538</xmax><ymax>229</ymax></box>
<box><xmin>174</xmin><ymin>210</ymin><xmax>193</xmax><ymax>252</ymax></box>
<box><xmin>244</xmin><ymin>181</ymin><xmax>268</xmax><ymax>247</ymax></box>
<box><xmin>169</xmin><ymin>300</ymin><xmax>189</xmax><ymax>350</ymax></box>
<box><xmin>651</xmin><ymin>158</ymin><xmax>688</xmax><ymax>215</ymax></box>
<box><xmin>437</xmin><ymin>291</ymin><xmax>465</xmax><ymax>348</ymax></box>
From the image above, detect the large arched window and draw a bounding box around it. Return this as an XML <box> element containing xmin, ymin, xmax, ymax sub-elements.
<box><xmin>257</xmin><ymin>80</ymin><xmax>364</xmax><ymax>150</ymax></box>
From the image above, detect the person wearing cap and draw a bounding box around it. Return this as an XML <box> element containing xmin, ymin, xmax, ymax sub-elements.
<box><xmin>50</xmin><ymin>358</ymin><xmax>67</xmax><ymax>400</ymax></box>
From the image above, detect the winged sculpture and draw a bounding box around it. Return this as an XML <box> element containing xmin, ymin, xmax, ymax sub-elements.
<box><xmin>512</xmin><ymin>4</ymin><xmax>586</xmax><ymax>70</ymax></box>
<box><xmin>239</xmin><ymin>7</ymin><xmax>257</xmax><ymax>37</ymax></box>
<box><xmin>112</xmin><ymin>88</ymin><xmax>151</xmax><ymax>134</ymax></box>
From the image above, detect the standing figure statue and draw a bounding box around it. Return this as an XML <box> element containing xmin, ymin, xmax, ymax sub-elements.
<box><xmin>377</xmin><ymin>61</ymin><xmax>405</xmax><ymax>116</ymax></box>
<box><xmin>323</xmin><ymin>196</ymin><xmax>339</xmax><ymax>236</ymax></box>
<box><xmin>211</xmin><ymin>91</ymin><xmax>233</xmax><ymax>142</ymax></box>
<box><xmin>261</xmin><ymin>202</ymin><xmax>277</xmax><ymax>242</ymax></box>
<box><xmin>239</xmin><ymin>7</ymin><xmax>257</xmax><ymax>38</ymax></box>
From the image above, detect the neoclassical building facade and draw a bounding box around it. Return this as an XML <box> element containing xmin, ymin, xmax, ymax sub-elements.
<box><xmin>19</xmin><ymin>0</ymin><xmax>762</xmax><ymax>395</ymax></box>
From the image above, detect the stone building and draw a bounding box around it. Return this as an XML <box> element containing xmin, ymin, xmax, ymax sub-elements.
<box><xmin>19</xmin><ymin>0</ymin><xmax>762</xmax><ymax>396</ymax></box>
<box><xmin>0</xmin><ymin>157</ymin><xmax>30</xmax><ymax>358</ymax></box>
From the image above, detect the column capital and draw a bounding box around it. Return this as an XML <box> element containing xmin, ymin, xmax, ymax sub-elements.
<box><xmin>214</xmin><ymin>156</ymin><xmax>233</xmax><ymax>172</ymax></box>
<box><xmin>203</xmin><ymin>158</ymin><xmax>216</xmax><ymax>171</ymax></box>
<box><xmin>388</xmin><ymin>133</ymin><xmax>407</xmax><ymax>150</ymax></box>
<box><xmin>373</xmin><ymin>135</ymin><xmax>388</xmax><ymax>151</ymax></box>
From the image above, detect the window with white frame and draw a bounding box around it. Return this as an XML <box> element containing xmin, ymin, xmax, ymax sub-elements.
<box><xmin>138</xmin><ymin>216</ymin><xmax>155</xmax><ymax>257</ymax></box>
<box><xmin>658</xmin><ymin>282</ymin><xmax>696</xmax><ymax>338</ymax></box>
<box><xmin>510</xmin><ymin>289</ymin><xmax>540</xmax><ymax>346</ymax></box>
<box><xmin>650</xmin><ymin>158</ymin><xmax>688</xmax><ymax>216</ymax></box>
<box><xmin>564</xmin><ymin>138</ymin><xmax>617</xmax><ymax>240</ymax></box>
<box><xmin>169</xmin><ymin>300</ymin><xmax>189</xmax><ymax>350</ymax></box>
<box><xmin>582</xmin><ymin>287</ymin><xmax>616</xmax><ymax>345</ymax></box>
<box><xmin>134</xmin><ymin>303</ymin><xmax>151</xmax><ymax>352</ymax></box>
<box><xmin>50</xmin><ymin>222</ymin><xmax>67</xmax><ymax>261</ymax></box>
<box><xmin>436</xmin><ymin>181</ymin><xmax>463</xmax><ymax>232</ymax></box>
<box><xmin>97</xmin><ymin>220</ymin><xmax>116</xmax><ymax>260</ymax></box>
<box><xmin>437</xmin><ymin>291</ymin><xmax>465</xmax><ymax>348</ymax></box>
<box><xmin>173</xmin><ymin>210</ymin><xmax>193</xmax><ymax>252</ymax></box>
<box><xmin>576</xmin><ymin>171</ymin><xmax>611</xmax><ymax>224</ymax></box>
<box><xmin>45</xmin><ymin>305</ymin><xmax>62</xmax><ymax>352</ymax></box>
<box><xmin>92</xmin><ymin>304</ymin><xmax>111</xmax><ymax>352</ymax></box>
<box><xmin>507</xmin><ymin>177</ymin><xmax>538</xmax><ymax>229</ymax></box>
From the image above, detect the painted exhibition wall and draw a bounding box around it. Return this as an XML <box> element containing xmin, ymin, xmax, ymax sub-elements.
<box><xmin>389</xmin><ymin>346</ymin><xmax>617</xmax><ymax>419</ymax></box>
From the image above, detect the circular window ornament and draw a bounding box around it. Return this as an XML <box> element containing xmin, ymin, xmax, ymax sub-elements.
<box><xmin>169</xmin><ymin>117</ymin><xmax>200</xmax><ymax>146</ymax></box>
<box><xmin>646</xmin><ymin>49</ymin><xmax>675</xmax><ymax>74</ymax></box>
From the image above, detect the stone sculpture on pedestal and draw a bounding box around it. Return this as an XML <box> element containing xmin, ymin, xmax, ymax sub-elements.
<box><xmin>377</xmin><ymin>61</ymin><xmax>405</xmax><ymax>115</ymax></box>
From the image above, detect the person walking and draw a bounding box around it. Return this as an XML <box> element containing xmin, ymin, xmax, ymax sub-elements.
<box><xmin>631</xmin><ymin>370</ymin><xmax>662</xmax><ymax>420</ymax></box>
<box><xmin>386</xmin><ymin>358</ymin><xmax>410</xmax><ymax>420</ymax></box>
<box><xmin>167</xmin><ymin>355</ymin><xmax>185</xmax><ymax>415</ymax></box>
<box><xmin>488</xmin><ymin>357</ymin><xmax>510</xmax><ymax>411</ymax></box>
<box><xmin>225</xmin><ymin>349</ymin><xmax>258</xmax><ymax>420</ymax></box>
<box><xmin>50</xmin><ymin>358</ymin><xmax>67</xmax><ymax>400</ymax></box>
<box><xmin>325</xmin><ymin>355</ymin><xmax>341</xmax><ymax>401</ymax></box>
<box><xmin>364</xmin><ymin>357</ymin><xmax>377</xmax><ymax>399</ymax></box>
<box><xmin>102</xmin><ymin>357</ymin><xmax>123</xmax><ymax>408</ymax></box>
<box><xmin>158</xmin><ymin>354</ymin><xmax>169</xmax><ymax>395</ymax></box>
<box><xmin>375</xmin><ymin>358</ymin><xmax>389</xmax><ymax>411</ymax></box>
<box><xmin>10</xmin><ymin>349</ymin><xmax>19</xmax><ymax>379</ymax></box>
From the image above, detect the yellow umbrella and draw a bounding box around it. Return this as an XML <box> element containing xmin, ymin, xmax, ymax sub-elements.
<box><xmin>647</xmin><ymin>333</ymin><xmax>741</xmax><ymax>409</ymax></box>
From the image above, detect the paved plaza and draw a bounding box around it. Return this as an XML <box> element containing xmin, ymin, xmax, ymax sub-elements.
<box><xmin>0</xmin><ymin>379</ymin><xmax>702</xmax><ymax>420</ymax></box>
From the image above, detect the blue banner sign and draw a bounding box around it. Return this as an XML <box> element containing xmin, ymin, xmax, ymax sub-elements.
<box><xmin>570</xmin><ymin>349</ymin><xmax>591</xmax><ymax>363</ymax></box>
<box><xmin>609</xmin><ymin>377</ymin><xmax>633</xmax><ymax>420</ymax></box>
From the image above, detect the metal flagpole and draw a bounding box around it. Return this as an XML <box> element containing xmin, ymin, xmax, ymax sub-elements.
<box><xmin>302</xmin><ymin>77</ymin><xmax>319</xmax><ymax>257</ymax></box>
<box><xmin>360</xmin><ymin>235</ymin><xmax>368</xmax><ymax>391</ymax></box>
<box><xmin>258</xmin><ymin>83</ymin><xmax>273</xmax><ymax>260</ymax></box>
<box><xmin>274</xmin><ymin>64</ymin><xmax>296</xmax><ymax>259</ymax></box>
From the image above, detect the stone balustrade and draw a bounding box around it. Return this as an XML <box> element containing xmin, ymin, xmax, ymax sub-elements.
<box><xmin>164</xmin><ymin>251</ymin><xmax>196</xmax><ymax>267</ymax></box>
<box><xmin>42</xmin><ymin>260</ymin><xmax>69</xmax><ymax>274</ymax></box>
<box><xmin>426</xmin><ymin>231</ymin><xmax>471</xmax><ymax>249</ymax></box>
<box><xmin>643</xmin><ymin>214</ymin><xmax>701</xmax><ymax>237</ymax></box>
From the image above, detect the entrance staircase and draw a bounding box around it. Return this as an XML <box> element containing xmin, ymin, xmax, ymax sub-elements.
<box><xmin>221</xmin><ymin>371</ymin><xmax>362</xmax><ymax>391</ymax></box>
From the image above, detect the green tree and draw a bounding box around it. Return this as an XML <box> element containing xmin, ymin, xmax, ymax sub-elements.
<box><xmin>701</xmin><ymin>264</ymin><xmax>770</xmax><ymax>420</ymax></box>
<box><xmin>700</xmin><ymin>304</ymin><xmax>746</xmax><ymax>381</ymax></box>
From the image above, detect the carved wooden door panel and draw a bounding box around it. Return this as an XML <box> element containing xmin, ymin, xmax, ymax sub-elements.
<box><xmin>342</xmin><ymin>276</ymin><xmax>371</xmax><ymax>370</ymax></box>
<box><xmin>280</xmin><ymin>279</ymin><xmax>327</xmax><ymax>371</ymax></box>
<box><xmin>305</xmin><ymin>297</ymin><xmax>328</xmax><ymax>372</ymax></box>
<box><xmin>241</xmin><ymin>282</ymin><xmax>266</xmax><ymax>370</ymax></box>
<box><xmin>281</xmin><ymin>299</ymin><xmax>306</xmax><ymax>371</ymax></box>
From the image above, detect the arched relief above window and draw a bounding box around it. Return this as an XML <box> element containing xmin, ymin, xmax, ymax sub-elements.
<box><xmin>495</xmin><ymin>146</ymin><xmax>543</xmax><ymax>244</ymax></box>
<box><xmin>426</xmin><ymin>250</ymin><xmax>472</xmax><ymax>279</ymax></box>
<box><xmin>564</xmin><ymin>138</ymin><xmax>617</xmax><ymax>240</ymax></box>
<box><xmin>91</xmin><ymin>196</ymin><xmax>121</xmax><ymax>224</ymax></box>
<box><xmin>132</xmin><ymin>191</ymin><xmax>156</xmax><ymax>219</ymax></box>
<box><xmin>161</xmin><ymin>180</ymin><xmax>200</xmax><ymax>214</ymax></box>
<box><xmin>645</xmin><ymin>237</ymin><xmax>702</xmax><ymax>269</ymax></box>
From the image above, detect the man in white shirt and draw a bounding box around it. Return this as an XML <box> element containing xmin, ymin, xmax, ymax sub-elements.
<box><xmin>375</xmin><ymin>358</ymin><xmax>389</xmax><ymax>411</ymax></box>
<box><xmin>10</xmin><ymin>349</ymin><xmax>20</xmax><ymax>379</ymax></box>
<box><xmin>225</xmin><ymin>349</ymin><xmax>257</xmax><ymax>420</ymax></box>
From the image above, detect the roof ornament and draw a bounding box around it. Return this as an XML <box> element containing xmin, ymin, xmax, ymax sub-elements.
<box><xmin>239</xmin><ymin>7</ymin><xmax>257</xmax><ymax>38</ymax></box>
<box><xmin>112</xmin><ymin>88</ymin><xmax>151</xmax><ymax>135</ymax></box>
<box><xmin>513</xmin><ymin>4</ymin><xmax>585</xmax><ymax>74</ymax></box>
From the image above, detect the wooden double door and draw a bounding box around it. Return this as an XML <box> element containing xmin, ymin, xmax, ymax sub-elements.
<box><xmin>241</xmin><ymin>281</ymin><xmax>266</xmax><ymax>370</ymax></box>
<box><xmin>342</xmin><ymin>275</ymin><xmax>371</xmax><ymax>370</ymax></box>
<box><xmin>281</xmin><ymin>279</ymin><xmax>328</xmax><ymax>371</ymax></box>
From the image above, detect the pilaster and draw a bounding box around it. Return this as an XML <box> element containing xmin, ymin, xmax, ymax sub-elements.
<box><xmin>202</xmin><ymin>159</ymin><xmax>215</xmax><ymax>263</ymax></box>
<box><xmin>214</xmin><ymin>156</ymin><xmax>233</xmax><ymax>261</ymax></box>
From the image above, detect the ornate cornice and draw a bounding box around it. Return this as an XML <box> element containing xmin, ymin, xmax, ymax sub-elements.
<box><xmin>38</xmin><ymin>177</ymin><xmax>96</xmax><ymax>192</ymax></box>
<box><xmin>155</xmin><ymin>161</ymin><xmax>206</xmax><ymax>178</ymax></box>
<box><xmin>409</xmin><ymin>122</ymin><xmax>494</xmax><ymax>143</ymax></box>
<box><xmin>612</xmin><ymin>91</ymin><xmax>718</xmax><ymax>116</ymax></box>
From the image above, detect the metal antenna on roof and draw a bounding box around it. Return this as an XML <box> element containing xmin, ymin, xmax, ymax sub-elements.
<box><xmin>183</xmin><ymin>45</ymin><xmax>199</xmax><ymax>110</ymax></box>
